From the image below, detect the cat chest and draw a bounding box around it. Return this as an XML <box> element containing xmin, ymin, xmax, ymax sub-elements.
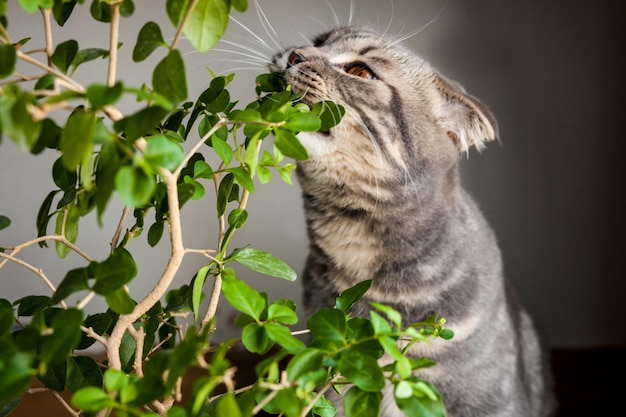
<box><xmin>309</xmin><ymin>215</ymin><xmax>382</xmax><ymax>280</ymax></box>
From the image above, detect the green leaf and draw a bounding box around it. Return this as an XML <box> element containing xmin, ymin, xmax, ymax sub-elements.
<box><xmin>52</xmin><ymin>0</ymin><xmax>76</xmax><ymax>26</ymax></box>
<box><xmin>230</xmin><ymin>167</ymin><xmax>254</xmax><ymax>193</ymax></box>
<box><xmin>67</xmin><ymin>356</ymin><xmax>103</xmax><ymax>392</ymax></box>
<box><xmin>36</xmin><ymin>190</ymin><xmax>60</xmax><ymax>246</ymax></box>
<box><xmin>165</xmin><ymin>0</ymin><xmax>190</xmax><ymax>26</ymax></box>
<box><xmin>104</xmin><ymin>369</ymin><xmax>129</xmax><ymax>392</ymax></box>
<box><xmin>133</xmin><ymin>21</ymin><xmax>167</xmax><ymax>62</ymax></box>
<box><xmin>86</xmin><ymin>82</ymin><xmax>124</xmax><ymax>109</ymax></box>
<box><xmin>336</xmin><ymin>280</ymin><xmax>372</xmax><ymax>312</ymax></box>
<box><xmin>241</xmin><ymin>322</ymin><xmax>273</xmax><ymax>354</ymax></box>
<box><xmin>50</xmin><ymin>267</ymin><xmax>89</xmax><ymax>305</ymax></box>
<box><xmin>71</xmin><ymin>386</ymin><xmax>116</xmax><ymax>412</ymax></box>
<box><xmin>286</xmin><ymin>348</ymin><xmax>324</xmax><ymax>383</ymax></box>
<box><xmin>38</xmin><ymin>360</ymin><xmax>66</xmax><ymax>392</ymax></box>
<box><xmin>0</xmin><ymin>215</ymin><xmax>10</xmax><ymax>231</ymax></box>
<box><xmin>191</xmin><ymin>265</ymin><xmax>210</xmax><ymax>322</ymax></box>
<box><xmin>92</xmin><ymin>248</ymin><xmax>138</xmax><ymax>295</ymax></box>
<box><xmin>40</xmin><ymin>308</ymin><xmax>83</xmax><ymax>366</ymax></box>
<box><xmin>221</xmin><ymin>276</ymin><xmax>265</xmax><ymax>321</ymax></box>
<box><xmin>51</xmin><ymin>39</ymin><xmax>78</xmax><ymax>74</ymax></box>
<box><xmin>229</xmin><ymin>247</ymin><xmax>296</xmax><ymax>281</ymax></box>
<box><xmin>55</xmin><ymin>203</ymin><xmax>79</xmax><ymax>259</ymax></box>
<box><xmin>115</xmin><ymin>165</ymin><xmax>157</xmax><ymax>207</ymax></box>
<box><xmin>147</xmin><ymin>221</ymin><xmax>164</xmax><ymax>247</ymax></box>
<box><xmin>307</xmin><ymin>307</ymin><xmax>346</xmax><ymax>349</ymax></box>
<box><xmin>216</xmin><ymin>172</ymin><xmax>234</xmax><ymax>217</ymax></box>
<box><xmin>183</xmin><ymin>0</ymin><xmax>229</xmax><ymax>52</ymax></box>
<box><xmin>344</xmin><ymin>386</ymin><xmax>381</xmax><ymax>417</ymax></box>
<box><xmin>0</xmin><ymin>89</ymin><xmax>42</xmax><ymax>151</ymax></box>
<box><xmin>371</xmin><ymin>302</ymin><xmax>402</xmax><ymax>329</ymax></box>
<box><xmin>193</xmin><ymin>159</ymin><xmax>213</xmax><ymax>178</ymax></box>
<box><xmin>283</xmin><ymin>111</ymin><xmax>321</xmax><ymax>132</ymax></box>
<box><xmin>71</xmin><ymin>47</ymin><xmax>111</xmax><ymax>72</ymax></box>
<box><xmin>395</xmin><ymin>384</ymin><xmax>446</xmax><ymax>417</ymax></box>
<box><xmin>153</xmin><ymin>49</ymin><xmax>187</xmax><ymax>103</ymax></box>
<box><xmin>231</xmin><ymin>0</ymin><xmax>247</xmax><ymax>12</ymax></box>
<box><xmin>338</xmin><ymin>350</ymin><xmax>385</xmax><ymax>392</ymax></box>
<box><xmin>267</xmin><ymin>302</ymin><xmax>297</xmax><ymax>325</ymax></box>
<box><xmin>144</xmin><ymin>134</ymin><xmax>185</xmax><ymax>171</ymax></box>
<box><xmin>229</xmin><ymin>108</ymin><xmax>261</xmax><ymax>122</ymax></box>
<box><xmin>0</xmin><ymin>349</ymin><xmax>34</xmax><ymax>402</ymax></box>
<box><xmin>105</xmin><ymin>288</ymin><xmax>135</xmax><ymax>314</ymax></box>
<box><xmin>52</xmin><ymin>157</ymin><xmax>77</xmax><ymax>191</ymax></box>
<box><xmin>227</xmin><ymin>208</ymin><xmax>248</xmax><ymax>228</ymax></box>
<box><xmin>312</xmin><ymin>101</ymin><xmax>345</xmax><ymax>131</ymax></box>
<box><xmin>15</xmin><ymin>295</ymin><xmax>50</xmax><ymax>317</ymax></box>
<box><xmin>113</xmin><ymin>105</ymin><xmax>170</xmax><ymax>141</ymax></box>
<box><xmin>211</xmin><ymin>136</ymin><xmax>233</xmax><ymax>165</ymax></box>
<box><xmin>273</xmin><ymin>128</ymin><xmax>308</xmax><ymax>160</ymax></box>
<box><xmin>0</xmin><ymin>43</ymin><xmax>16</xmax><ymax>78</ymax></box>
<box><xmin>264</xmin><ymin>322</ymin><xmax>305</xmax><ymax>354</ymax></box>
<box><xmin>61</xmin><ymin>107</ymin><xmax>96</xmax><ymax>171</ymax></box>
<box><xmin>0</xmin><ymin>398</ymin><xmax>21</xmax><ymax>417</ymax></box>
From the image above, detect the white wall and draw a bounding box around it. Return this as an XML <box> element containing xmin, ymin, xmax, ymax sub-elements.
<box><xmin>1</xmin><ymin>0</ymin><xmax>623</xmax><ymax>348</ymax></box>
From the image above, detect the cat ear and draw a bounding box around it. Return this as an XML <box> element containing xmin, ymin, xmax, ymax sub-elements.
<box><xmin>432</xmin><ymin>73</ymin><xmax>499</xmax><ymax>154</ymax></box>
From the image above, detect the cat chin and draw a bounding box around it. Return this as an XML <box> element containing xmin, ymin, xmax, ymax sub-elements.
<box><xmin>296</xmin><ymin>131</ymin><xmax>336</xmax><ymax>158</ymax></box>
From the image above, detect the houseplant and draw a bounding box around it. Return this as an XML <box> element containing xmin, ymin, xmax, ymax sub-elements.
<box><xmin>0</xmin><ymin>1</ymin><xmax>452</xmax><ymax>416</ymax></box>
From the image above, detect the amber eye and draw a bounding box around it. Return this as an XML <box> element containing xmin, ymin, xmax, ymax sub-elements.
<box><xmin>345</xmin><ymin>63</ymin><xmax>377</xmax><ymax>80</ymax></box>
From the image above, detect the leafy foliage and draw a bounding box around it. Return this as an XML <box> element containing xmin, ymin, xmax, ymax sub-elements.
<box><xmin>0</xmin><ymin>1</ymin><xmax>453</xmax><ymax>417</ymax></box>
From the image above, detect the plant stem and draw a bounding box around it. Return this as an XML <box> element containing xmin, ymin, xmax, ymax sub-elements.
<box><xmin>40</xmin><ymin>8</ymin><xmax>53</xmax><ymax>66</ymax></box>
<box><xmin>111</xmin><ymin>207</ymin><xmax>130</xmax><ymax>253</ymax></box>
<box><xmin>0</xmin><ymin>235</ymin><xmax>94</xmax><ymax>269</ymax></box>
<box><xmin>107</xmin><ymin>1</ymin><xmax>121</xmax><ymax>87</ymax></box>
<box><xmin>170</xmin><ymin>0</ymin><xmax>201</xmax><ymax>50</ymax></box>
<box><xmin>107</xmin><ymin>170</ymin><xmax>185</xmax><ymax>371</ymax></box>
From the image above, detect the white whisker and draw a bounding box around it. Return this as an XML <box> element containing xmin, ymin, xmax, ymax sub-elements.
<box><xmin>228</xmin><ymin>15</ymin><xmax>274</xmax><ymax>52</ymax></box>
<box><xmin>254</xmin><ymin>0</ymin><xmax>282</xmax><ymax>50</ymax></box>
<box><xmin>209</xmin><ymin>48</ymin><xmax>270</xmax><ymax>64</ymax></box>
<box><xmin>323</xmin><ymin>0</ymin><xmax>341</xmax><ymax>28</ymax></box>
<box><xmin>382</xmin><ymin>0</ymin><xmax>396</xmax><ymax>38</ymax></box>
<box><xmin>219</xmin><ymin>39</ymin><xmax>271</xmax><ymax>61</ymax></box>
<box><xmin>299</xmin><ymin>32</ymin><xmax>313</xmax><ymax>46</ymax></box>
<box><xmin>348</xmin><ymin>0</ymin><xmax>355</xmax><ymax>26</ymax></box>
<box><xmin>390</xmin><ymin>0</ymin><xmax>450</xmax><ymax>46</ymax></box>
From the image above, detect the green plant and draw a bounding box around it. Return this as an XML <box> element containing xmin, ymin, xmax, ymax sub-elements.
<box><xmin>0</xmin><ymin>1</ymin><xmax>453</xmax><ymax>416</ymax></box>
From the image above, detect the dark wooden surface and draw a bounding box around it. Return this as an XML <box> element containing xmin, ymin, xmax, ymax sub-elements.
<box><xmin>9</xmin><ymin>348</ymin><xmax>624</xmax><ymax>416</ymax></box>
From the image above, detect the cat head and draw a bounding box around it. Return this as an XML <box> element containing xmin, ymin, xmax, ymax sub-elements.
<box><xmin>271</xmin><ymin>26</ymin><xmax>498</xmax><ymax>201</ymax></box>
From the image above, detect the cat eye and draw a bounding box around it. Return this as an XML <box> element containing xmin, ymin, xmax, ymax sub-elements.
<box><xmin>345</xmin><ymin>63</ymin><xmax>377</xmax><ymax>80</ymax></box>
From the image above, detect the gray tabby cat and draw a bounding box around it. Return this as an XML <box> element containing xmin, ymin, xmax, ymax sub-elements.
<box><xmin>270</xmin><ymin>26</ymin><xmax>554</xmax><ymax>417</ymax></box>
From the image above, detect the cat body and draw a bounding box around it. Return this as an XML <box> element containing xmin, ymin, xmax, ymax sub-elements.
<box><xmin>271</xmin><ymin>26</ymin><xmax>554</xmax><ymax>417</ymax></box>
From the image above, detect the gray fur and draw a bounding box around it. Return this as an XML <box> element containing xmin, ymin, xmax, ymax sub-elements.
<box><xmin>271</xmin><ymin>26</ymin><xmax>555</xmax><ymax>417</ymax></box>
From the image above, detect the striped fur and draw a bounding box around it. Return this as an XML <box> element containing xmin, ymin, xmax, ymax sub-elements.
<box><xmin>271</xmin><ymin>26</ymin><xmax>554</xmax><ymax>417</ymax></box>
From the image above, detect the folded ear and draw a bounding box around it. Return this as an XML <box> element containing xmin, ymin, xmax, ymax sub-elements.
<box><xmin>432</xmin><ymin>73</ymin><xmax>499</xmax><ymax>154</ymax></box>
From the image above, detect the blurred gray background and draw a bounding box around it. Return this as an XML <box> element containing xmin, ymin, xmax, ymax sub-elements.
<box><xmin>1</xmin><ymin>0</ymin><xmax>624</xmax><ymax>349</ymax></box>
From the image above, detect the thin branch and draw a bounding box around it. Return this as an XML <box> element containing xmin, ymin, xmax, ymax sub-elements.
<box><xmin>107</xmin><ymin>1</ymin><xmax>121</xmax><ymax>87</ymax></box>
<box><xmin>110</xmin><ymin>207</ymin><xmax>130</xmax><ymax>253</ymax></box>
<box><xmin>132</xmin><ymin>326</ymin><xmax>146</xmax><ymax>377</ymax></box>
<box><xmin>16</xmin><ymin>50</ymin><xmax>85</xmax><ymax>93</ymax></box>
<box><xmin>77</xmin><ymin>291</ymin><xmax>96</xmax><ymax>310</ymax></box>
<box><xmin>0</xmin><ymin>252</ymin><xmax>66</xmax><ymax>306</ymax></box>
<box><xmin>107</xmin><ymin>168</ymin><xmax>185</xmax><ymax>370</ymax></box>
<box><xmin>0</xmin><ymin>235</ymin><xmax>94</xmax><ymax>270</ymax></box>
<box><xmin>40</xmin><ymin>8</ymin><xmax>53</xmax><ymax>66</ymax></box>
<box><xmin>170</xmin><ymin>0</ymin><xmax>201</xmax><ymax>50</ymax></box>
<box><xmin>299</xmin><ymin>375</ymin><xmax>340</xmax><ymax>417</ymax></box>
<box><xmin>80</xmin><ymin>325</ymin><xmax>108</xmax><ymax>348</ymax></box>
